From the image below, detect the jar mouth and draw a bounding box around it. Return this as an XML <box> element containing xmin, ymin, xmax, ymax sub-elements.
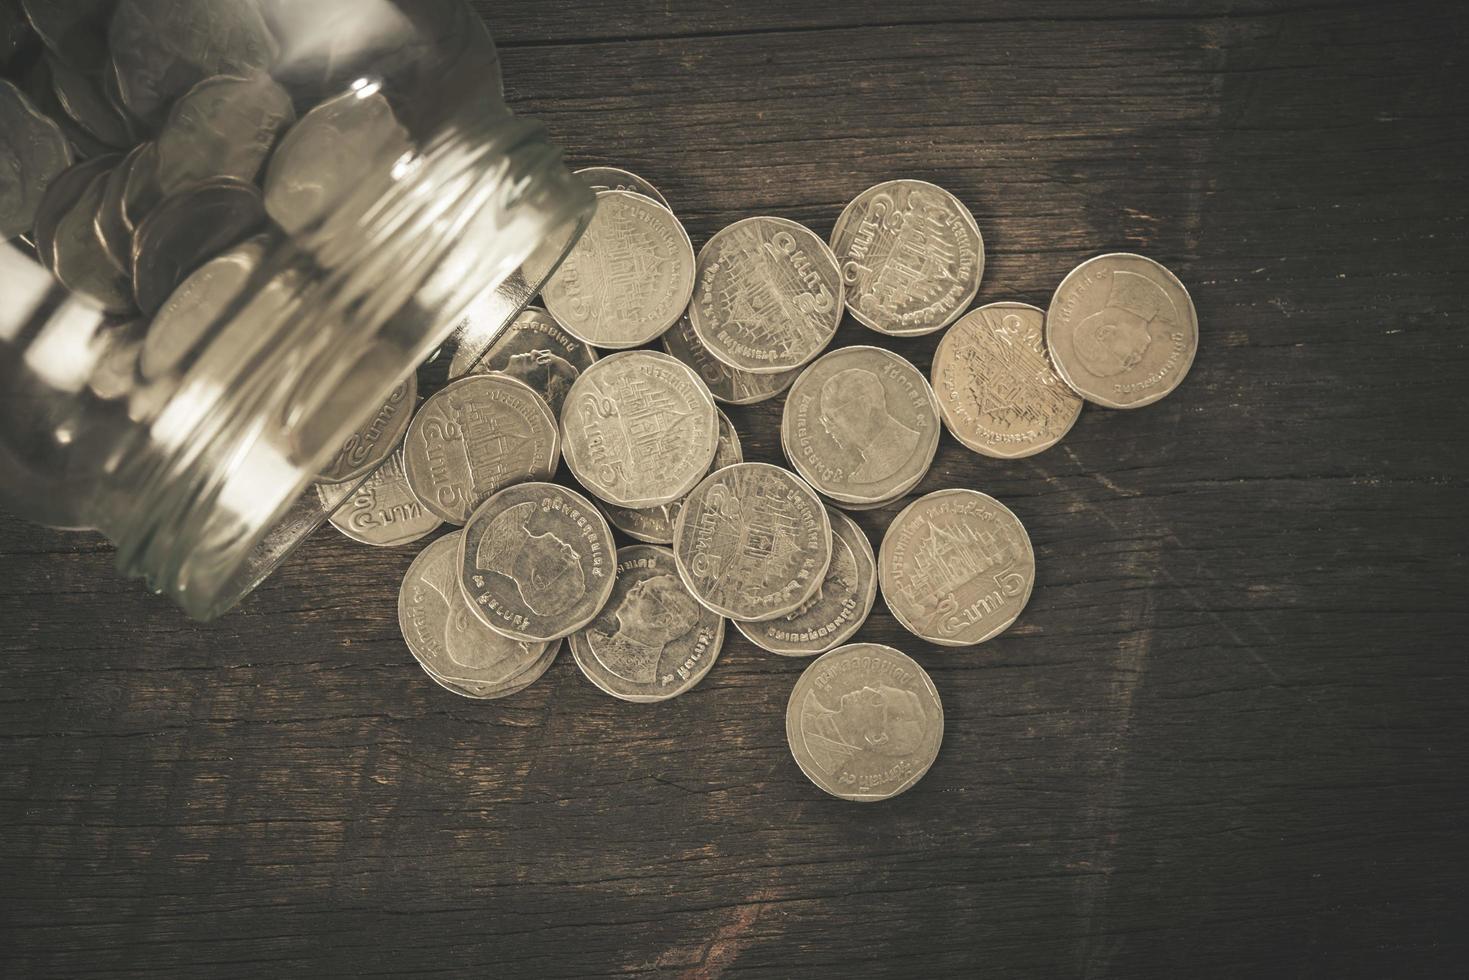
<box><xmin>110</xmin><ymin>116</ymin><xmax>595</xmax><ymax>620</ymax></box>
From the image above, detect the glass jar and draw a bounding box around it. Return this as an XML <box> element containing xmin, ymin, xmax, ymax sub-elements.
<box><xmin>0</xmin><ymin>0</ymin><xmax>594</xmax><ymax>619</ymax></box>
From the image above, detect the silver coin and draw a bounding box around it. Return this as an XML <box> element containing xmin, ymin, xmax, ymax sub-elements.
<box><xmin>690</xmin><ymin>215</ymin><xmax>843</xmax><ymax>374</ymax></box>
<box><xmin>421</xmin><ymin>640</ymin><xmax>561</xmax><ymax>701</ymax></box>
<box><xmin>573</xmin><ymin>166</ymin><xmax>671</xmax><ymax>210</ymax></box>
<box><xmin>879</xmin><ymin>489</ymin><xmax>1035</xmax><ymax>647</ymax></box>
<box><xmin>602</xmin><ymin>407</ymin><xmax>742</xmax><ymax>545</ymax></box>
<box><xmin>0</xmin><ymin>78</ymin><xmax>75</xmax><ymax>239</ymax></box>
<box><xmin>139</xmin><ymin>235</ymin><xmax>264</xmax><ymax>380</ymax></box>
<box><xmin>398</xmin><ymin>532</ymin><xmax>553</xmax><ymax>690</ymax></box>
<box><xmin>402</xmin><ymin>373</ymin><xmax>560</xmax><ymax>526</ymax></box>
<box><xmin>45</xmin><ymin>52</ymin><xmax>131</xmax><ymax>148</ymax></box>
<box><xmin>100</xmin><ymin>55</ymin><xmax>143</xmax><ymax>142</ymax></box>
<box><xmin>459</xmin><ymin>481</ymin><xmax>617</xmax><ymax>643</ymax></box>
<box><xmin>569</xmin><ymin>544</ymin><xmax>724</xmax><ymax>702</ymax></box>
<box><xmin>32</xmin><ymin>155</ymin><xmax>115</xmax><ymax>270</ymax></box>
<box><xmin>661</xmin><ymin>312</ymin><xmax>799</xmax><ymax>406</ymax></box>
<box><xmin>536</xmin><ymin>189</ymin><xmax>695</xmax><ymax>349</ymax></box>
<box><xmin>932</xmin><ymin>302</ymin><xmax>1082</xmax><ymax>458</ymax></box>
<box><xmin>263</xmin><ymin>90</ymin><xmax>409</xmax><ymax>238</ymax></box>
<box><xmin>51</xmin><ymin>166</ymin><xmax>135</xmax><ymax>313</ymax></box>
<box><xmin>109</xmin><ymin>0</ymin><xmax>279</xmax><ymax>127</ymax></box>
<box><xmin>131</xmin><ymin>176</ymin><xmax>264</xmax><ymax>314</ymax></box>
<box><xmin>829</xmin><ymin>179</ymin><xmax>984</xmax><ymax>337</ymax></box>
<box><xmin>672</xmin><ymin>462</ymin><xmax>831</xmax><ymax>622</ymax></box>
<box><xmin>93</xmin><ymin>143</ymin><xmax>152</xmax><ymax>273</ymax></box>
<box><xmin>325</xmin><ymin>448</ymin><xmax>442</xmax><ymax>548</ymax></box>
<box><xmin>786</xmin><ymin>642</ymin><xmax>943</xmax><ymax>802</ymax></box>
<box><xmin>156</xmin><ymin>73</ymin><xmax>294</xmax><ymax>195</ymax></box>
<box><xmin>1045</xmin><ymin>252</ymin><xmax>1198</xmax><ymax>409</ymax></box>
<box><xmin>317</xmin><ymin>376</ymin><xmax>417</xmax><ymax>484</ymax></box>
<box><xmin>119</xmin><ymin>140</ymin><xmax>160</xmax><ymax>233</ymax></box>
<box><xmin>87</xmin><ymin>318</ymin><xmax>148</xmax><ymax>400</ymax></box>
<box><xmin>19</xmin><ymin>54</ymin><xmax>111</xmax><ymax>160</ymax></box>
<box><xmin>782</xmin><ymin>345</ymin><xmax>940</xmax><ymax>505</ymax></box>
<box><xmin>448</xmin><ymin>306</ymin><xmax>598</xmax><ymax>418</ymax></box>
<box><xmin>560</xmin><ymin>349</ymin><xmax>718</xmax><ymax>509</ymax></box>
<box><xmin>735</xmin><ymin>508</ymin><xmax>875</xmax><ymax>657</ymax></box>
<box><xmin>21</xmin><ymin>0</ymin><xmax>109</xmax><ymax>69</ymax></box>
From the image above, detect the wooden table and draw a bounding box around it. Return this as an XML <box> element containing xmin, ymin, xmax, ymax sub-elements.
<box><xmin>3</xmin><ymin>2</ymin><xmax>1465</xmax><ymax>975</ymax></box>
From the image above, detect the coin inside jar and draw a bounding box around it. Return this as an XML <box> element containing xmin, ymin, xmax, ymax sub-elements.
<box><xmin>931</xmin><ymin>302</ymin><xmax>1083</xmax><ymax>458</ymax></box>
<box><xmin>316</xmin><ymin>376</ymin><xmax>417</xmax><ymax>484</ymax></box>
<box><xmin>560</xmin><ymin>349</ymin><xmax>718</xmax><ymax>509</ymax></box>
<box><xmin>155</xmin><ymin>73</ymin><xmax>295</xmax><ymax>195</ymax></box>
<box><xmin>829</xmin><ymin>179</ymin><xmax>984</xmax><ymax>337</ymax></box>
<box><xmin>672</xmin><ymin>462</ymin><xmax>831</xmax><ymax>622</ymax></box>
<box><xmin>785</xmin><ymin>642</ymin><xmax>943</xmax><ymax>801</ymax></box>
<box><xmin>0</xmin><ymin>79</ymin><xmax>74</xmax><ymax>240</ymax></box>
<box><xmin>879</xmin><ymin>489</ymin><xmax>1035</xmax><ymax>647</ymax></box>
<box><xmin>448</xmin><ymin>306</ymin><xmax>597</xmax><ymax>419</ymax></box>
<box><xmin>782</xmin><ymin>346</ymin><xmax>940</xmax><ymax>505</ymax></box>
<box><xmin>661</xmin><ymin>313</ymin><xmax>799</xmax><ymax>406</ymax></box>
<box><xmin>458</xmin><ymin>482</ymin><xmax>617</xmax><ymax>643</ymax></box>
<box><xmin>1045</xmin><ymin>252</ymin><xmax>1198</xmax><ymax>409</ymax></box>
<box><xmin>402</xmin><ymin>373</ymin><xmax>560</xmax><ymax>526</ymax></box>
<box><xmin>689</xmin><ymin>215</ymin><xmax>843</xmax><ymax>374</ymax></box>
<box><xmin>131</xmin><ymin>177</ymin><xmax>265</xmax><ymax>315</ymax></box>
<box><xmin>569</xmin><ymin>544</ymin><xmax>724</xmax><ymax>702</ymax></box>
<box><xmin>602</xmin><ymin>407</ymin><xmax>742</xmax><ymax>545</ymax></box>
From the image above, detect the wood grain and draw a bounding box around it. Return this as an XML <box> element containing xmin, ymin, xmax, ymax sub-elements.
<box><xmin>3</xmin><ymin>1</ymin><xmax>1467</xmax><ymax>976</ymax></box>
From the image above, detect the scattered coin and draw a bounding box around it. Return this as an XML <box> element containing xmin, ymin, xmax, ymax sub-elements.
<box><xmin>45</xmin><ymin>52</ymin><xmax>131</xmax><ymax>148</ymax></box>
<box><xmin>449</xmin><ymin>305</ymin><xmax>597</xmax><ymax>418</ymax></box>
<box><xmin>603</xmin><ymin>407</ymin><xmax>742</xmax><ymax>545</ymax></box>
<box><xmin>785</xmin><ymin>642</ymin><xmax>943</xmax><ymax>801</ymax></box>
<box><xmin>0</xmin><ymin>78</ymin><xmax>75</xmax><ymax>239</ymax></box>
<box><xmin>879</xmin><ymin>488</ymin><xmax>1035</xmax><ymax>647</ymax></box>
<box><xmin>399</xmin><ymin>531</ymin><xmax>554</xmax><ymax>694</ymax></box>
<box><xmin>690</xmin><ymin>215</ymin><xmax>843</xmax><ymax>374</ymax></box>
<box><xmin>537</xmin><ymin>189</ymin><xmax>696</xmax><ymax>349</ymax></box>
<box><xmin>782</xmin><ymin>345</ymin><xmax>940</xmax><ymax>505</ymax></box>
<box><xmin>662</xmin><ymin>313</ymin><xmax>799</xmax><ymax>405</ymax></box>
<box><xmin>459</xmin><ymin>481</ymin><xmax>617</xmax><ymax>643</ymax></box>
<box><xmin>156</xmin><ymin>73</ymin><xmax>294</xmax><ymax>195</ymax></box>
<box><xmin>574</xmin><ymin>166</ymin><xmax>671</xmax><ymax>210</ymax></box>
<box><xmin>570</xmin><ymin>544</ymin><xmax>724</xmax><ymax>702</ymax></box>
<box><xmin>21</xmin><ymin>0</ymin><xmax>110</xmax><ymax>70</ymax></box>
<box><xmin>420</xmin><ymin>640</ymin><xmax>561</xmax><ymax>701</ymax></box>
<box><xmin>31</xmin><ymin>154</ymin><xmax>114</xmax><ymax>269</ymax></box>
<box><xmin>402</xmin><ymin>373</ymin><xmax>560</xmax><ymax>525</ymax></box>
<box><xmin>932</xmin><ymin>302</ymin><xmax>1083</xmax><ymax>458</ymax></box>
<box><xmin>560</xmin><ymin>349</ymin><xmax>718</xmax><ymax>509</ymax></box>
<box><xmin>829</xmin><ymin>178</ymin><xmax>984</xmax><ymax>337</ymax></box>
<box><xmin>139</xmin><ymin>235</ymin><xmax>264</xmax><ymax>380</ymax></box>
<box><xmin>318</xmin><ymin>376</ymin><xmax>418</xmax><ymax>484</ymax></box>
<box><xmin>50</xmin><ymin>166</ymin><xmax>134</xmax><ymax>313</ymax></box>
<box><xmin>736</xmin><ymin>507</ymin><xmax>876</xmax><ymax>657</ymax></box>
<box><xmin>1045</xmin><ymin>252</ymin><xmax>1198</xmax><ymax>409</ymax></box>
<box><xmin>672</xmin><ymin>462</ymin><xmax>831</xmax><ymax>622</ymax></box>
<box><xmin>325</xmin><ymin>447</ymin><xmax>442</xmax><ymax>547</ymax></box>
<box><xmin>131</xmin><ymin>177</ymin><xmax>264</xmax><ymax>314</ymax></box>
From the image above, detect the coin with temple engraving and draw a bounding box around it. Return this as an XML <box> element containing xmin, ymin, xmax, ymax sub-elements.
<box><xmin>736</xmin><ymin>507</ymin><xmax>875</xmax><ymax>657</ymax></box>
<box><xmin>786</xmin><ymin>642</ymin><xmax>943</xmax><ymax>802</ymax></box>
<box><xmin>602</xmin><ymin>407</ymin><xmax>742</xmax><ymax>545</ymax></box>
<box><xmin>402</xmin><ymin>373</ymin><xmax>559</xmax><ymax>526</ymax></box>
<box><xmin>574</xmin><ymin>166</ymin><xmax>670</xmax><ymax>210</ymax></box>
<box><xmin>325</xmin><ymin>447</ymin><xmax>441</xmax><ymax>547</ymax></box>
<box><xmin>0</xmin><ymin>78</ymin><xmax>75</xmax><ymax>239</ymax></box>
<box><xmin>782</xmin><ymin>346</ymin><xmax>940</xmax><ymax>505</ymax></box>
<box><xmin>399</xmin><ymin>532</ymin><xmax>554</xmax><ymax>692</ymax></box>
<box><xmin>317</xmin><ymin>376</ymin><xmax>416</xmax><ymax>484</ymax></box>
<box><xmin>672</xmin><ymin>462</ymin><xmax>831</xmax><ymax>622</ymax></box>
<box><xmin>690</xmin><ymin>216</ymin><xmax>843</xmax><ymax>374</ymax></box>
<box><xmin>156</xmin><ymin>73</ymin><xmax>294</xmax><ymax>195</ymax></box>
<box><xmin>537</xmin><ymin>189</ymin><xmax>695</xmax><ymax>349</ymax></box>
<box><xmin>829</xmin><ymin>179</ymin><xmax>983</xmax><ymax>337</ymax></box>
<box><xmin>570</xmin><ymin>545</ymin><xmax>724</xmax><ymax>702</ymax></box>
<box><xmin>662</xmin><ymin>313</ymin><xmax>799</xmax><ymax>405</ymax></box>
<box><xmin>561</xmin><ymin>349</ymin><xmax>718</xmax><ymax>509</ymax></box>
<box><xmin>1046</xmin><ymin>252</ymin><xmax>1198</xmax><ymax>409</ymax></box>
<box><xmin>879</xmin><ymin>489</ymin><xmax>1035</xmax><ymax>647</ymax></box>
<box><xmin>932</xmin><ymin>302</ymin><xmax>1082</xmax><ymax>458</ymax></box>
<box><xmin>459</xmin><ymin>482</ymin><xmax>616</xmax><ymax>643</ymax></box>
<box><xmin>448</xmin><ymin>306</ymin><xmax>597</xmax><ymax>418</ymax></box>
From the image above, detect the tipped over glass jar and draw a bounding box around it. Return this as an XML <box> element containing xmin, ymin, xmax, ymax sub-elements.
<box><xmin>0</xmin><ymin>0</ymin><xmax>595</xmax><ymax>619</ymax></box>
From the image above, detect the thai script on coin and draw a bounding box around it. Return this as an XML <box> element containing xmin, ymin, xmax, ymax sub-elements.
<box><xmin>570</xmin><ymin>545</ymin><xmax>724</xmax><ymax>702</ymax></box>
<box><xmin>829</xmin><ymin>179</ymin><xmax>984</xmax><ymax>336</ymax></box>
<box><xmin>402</xmin><ymin>373</ymin><xmax>559</xmax><ymax>525</ymax></box>
<box><xmin>448</xmin><ymin>306</ymin><xmax>597</xmax><ymax>418</ymax></box>
<box><xmin>574</xmin><ymin>166</ymin><xmax>670</xmax><ymax>210</ymax></box>
<box><xmin>538</xmin><ymin>189</ymin><xmax>695</xmax><ymax>349</ymax></box>
<box><xmin>318</xmin><ymin>376</ymin><xmax>417</xmax><ymax>484</ymax></box>
<box><xmin>932</xmin><ymin>302</ymin><xmax>1083</xmax><ymax>458</ymax></box>
<box><xmin>736</xmin><ymin>508</ymin><xmax>876</xmax><ymax>657</ymax></box>
<box><xmin>661</xmin><ymin>313</ymin><xmax>799</xmax><ymax>405</ymax></box>
<box><xmin>672</xmin><ymin>462</ymin><xmax>831</xmax><ymax>622</ymax></box>
<box><xmin>0</xmin><ymin>78</ymin><xmax>74</xmax><ymax>239</ymax></box>
<box><xmin>459</xmin><ymin>482</ymin><xmax>616</xmax><ymax>643</ymax></box>
<box><xmin>690</xmin><ymin>215</ymin><xmax>843</xmax><ymax>374</ymax></box>
<box><xmin>785</xmin><ymin>643</ymin><xmax>943</xmax><ymax>801</ymax></box>
<box><xmin>782</xmin><ymin>346</ymin><xmax>940</xmax><ymax>505</ymax></box>
<box><xmin>561</xmin><ymin>349</ymin><xmax>718</xmax><ymax>509</ymax></box>
<box><xmin>602</xmin><ymin>407</ymin><xmax>742</xmax><ymax>545</ymax></box>
<box><xmin>1046</xmin><ymin>252</ymin><xmax>1198</xmax><ymax>409</ymax></box>
<box><xmin>325</xmin><ymin>448</ymin><xmax>441</xmax><ymax>548</ymax></box>
<box><xmin>879</xmin><ymin>489</ymin><xmax>1035</xmax><ymax>647</ymax></box>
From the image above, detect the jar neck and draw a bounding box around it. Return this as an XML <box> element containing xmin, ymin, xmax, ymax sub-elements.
<box><xmin>105</xmin><ymin>112</ymin><xmax>594</xmax><ymax>619</ymax></box>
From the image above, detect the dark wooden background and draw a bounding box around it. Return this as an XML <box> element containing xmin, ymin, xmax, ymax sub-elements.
<box><xmin>3</xmin><ymin>1</ymin><xmax>1467</xmax><ymax>976</ymax></box>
